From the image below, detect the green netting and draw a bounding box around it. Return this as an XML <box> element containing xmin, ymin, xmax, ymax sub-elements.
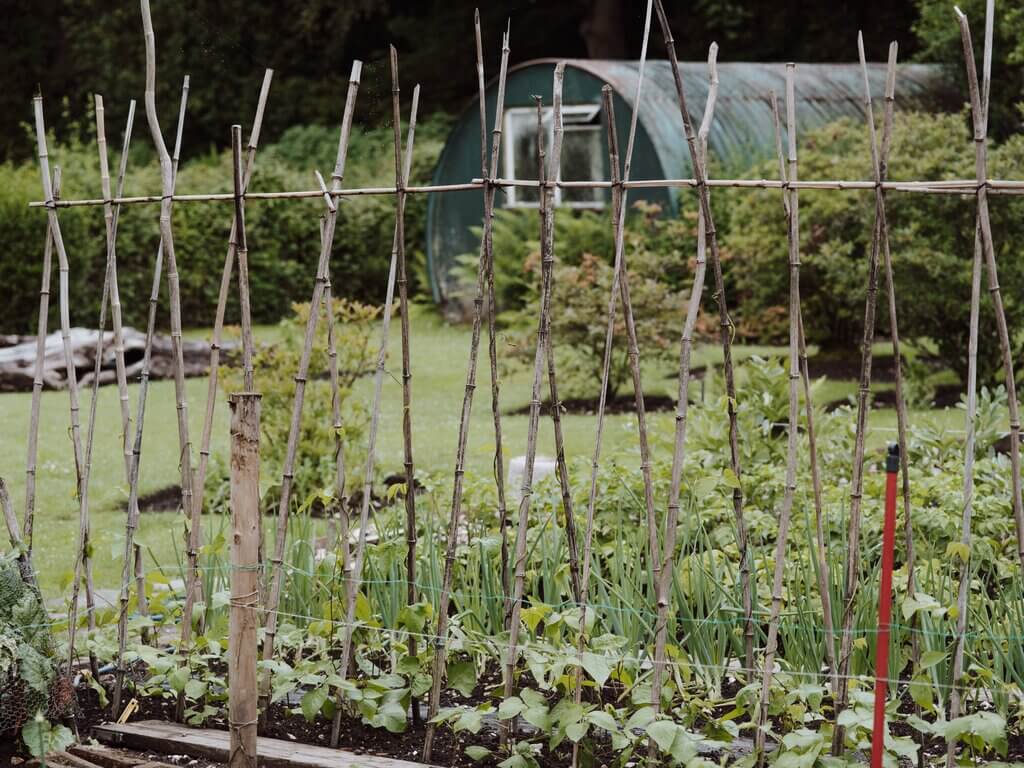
<box><xmin>0</xmin><ymin>554</ymin><xmax>70</xmax><ymax>737</ymax></box>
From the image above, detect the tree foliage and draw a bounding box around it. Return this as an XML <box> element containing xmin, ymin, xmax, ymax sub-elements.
<box><xmin>724</xmin><ymin>110</ymin><xmax>1024</xmax><ymax>384</ymax></box>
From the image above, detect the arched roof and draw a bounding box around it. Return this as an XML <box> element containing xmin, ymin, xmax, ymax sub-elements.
<box><xmin>513</xmin><ymin>59</ymin><xmax>948</xmax><ymax>174</ymax></box>
<box><xmin>426</xmin><ymin>59</ymin><xmax>950</xmax><ymax>302</ymax></box>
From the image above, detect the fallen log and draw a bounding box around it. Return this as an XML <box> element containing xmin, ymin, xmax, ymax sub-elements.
<box><xmin>0</xmin><ymin>328</ymin><xmax>236</xmax><ymax>392</ymax></box>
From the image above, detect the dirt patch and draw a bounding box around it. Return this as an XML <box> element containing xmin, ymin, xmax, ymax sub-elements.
<box><xmin>507</xmin><ymin>393</ymin><xmax>677</xmax><ymax>417</ymax></box>
<box><xmin>120</xmin><ymin>486</ymin><xmax>182</xmax><ymax>514</ymax></box>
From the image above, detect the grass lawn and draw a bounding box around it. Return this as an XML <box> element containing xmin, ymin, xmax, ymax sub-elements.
<box><xmin>0</xmin><ymin>306</ymin><xmax>975</xmax><ymax>598</ymax></box>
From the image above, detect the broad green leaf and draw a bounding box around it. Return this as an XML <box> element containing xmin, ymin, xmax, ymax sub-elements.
<box><xmin>919</xmin><ymin>649</ymin><xmax>947</xmax><ymax>670</ymax></box>
<box><xmin>647</xmin><ymin>720</ymin><xmax>679</xmax><ymax>752</ymax></box>
<box><xmin>566</xmin><ymin>720</ymin><xmax>588</xmax><ymax>742</ymax></box>
<box><xmin>167</xmin><ymin>666</ymin><xmax>190</xmax><ymax>694</ymax></box>
<box><xmin>465</xmin><ymin>746</ymin><xmax>492</xmax><ymax>762</ymax></box>
<box><xmin>581</xmin><ymin>652</ymin><xmax>611</xmax><ymax>688</ymax></box>
<box><xmin>498</xmin><ymin>696</ymin><xmax>526</xmax><ymax>720</ymax></box>
<box><xmin>184</xmin><ymin>678</ymin><xmax>208</xmax><ymax>701</ymax></box>
<box><xmin>448</xmin><ymin>660</ymin><xmax>477</xmax><ymax>697</ymax></box>
<box><xmin>301</xmin><ymin>686</ymin><xmax>328</xmax><ymax>722</ymax></box>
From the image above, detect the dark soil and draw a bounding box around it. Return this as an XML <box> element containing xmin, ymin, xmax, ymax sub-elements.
<box><xmin>119</xmin><ymin>485</ymin><xmax>183</xmax><ymax>514</ymax></box>
<box><xmin>507</xmin><ymin>393</ymin><xmax>677</xmax><ymax>416</ymax></box>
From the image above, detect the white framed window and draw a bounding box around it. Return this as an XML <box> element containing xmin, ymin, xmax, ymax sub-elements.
<box><xmin>502</xmin><ymin>104</ymin><xmax>605</xmax><ymax>209</ymax></box>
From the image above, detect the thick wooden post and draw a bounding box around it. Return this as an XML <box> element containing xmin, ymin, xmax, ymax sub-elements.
<box><xmin>229</xmin><ymin>393</ymin><xmax>261</xmax><ymax>768</ymax></box>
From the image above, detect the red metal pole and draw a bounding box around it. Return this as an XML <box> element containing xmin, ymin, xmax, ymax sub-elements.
<box><xmin>871</xmin><ymin>444</ymin><xmax>900</xmax><ymax>768</ymax></box>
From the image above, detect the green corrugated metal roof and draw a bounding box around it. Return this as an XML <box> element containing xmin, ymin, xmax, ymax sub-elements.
<box><xmin>525</xmin><ymin>59</ymin><xmax>947</xmax><ymax>175</ymax></box>
<box><xmin>426</xmin><ymin>59</ymin><xmax>949</xmax><ymax>303</ymax></box>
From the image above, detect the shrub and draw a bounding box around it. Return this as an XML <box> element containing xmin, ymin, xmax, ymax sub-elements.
<box><xmin>0</xmin><ymin>113</ymin><xmax>449</xmax><ymax>334</ymax></box>
<box><xmin>505</xmin><ymin>202</ymin><xmax>690</xmax><ymax>399</ymax></box>
<box><xmin>220</xmin><ymin>298</ymin><xmax>379</xmax><ymax>514</ymax></box>
<box><xmin>723</xmin><ymin>110</ymin><xmax>1024</xmax><ymax>385</ymax></box>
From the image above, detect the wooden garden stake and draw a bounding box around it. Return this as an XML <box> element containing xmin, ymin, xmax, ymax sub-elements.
<box><xmin>193</xmin><ymin>68</ymin><xmax>273</xmax><ymax>555</ymax></box>
<box><xmin>23</xmin><ymin>167</ymin><xmax>60</xmax><ymax>552</ymax></box>
<box><xmin>653</xmin><ymin>0</ymin><xmax>754</xmax><ymax>674</ymax></box>
<box><xmin>756</xmin><ymin>72</ymin><xmax>802</xmax><ymax>765</ymax></box>
<box><xmin>649</xmin><ymin>41</ymin><xmax>718</xmax><ymax>726</ymax></box>
<box><xmin>114</xmin><ymin>75</ymin><xmax>190</xmax><ymax>719</ymax></box>
<box><xmin>542</xmin><ymin>63</ymin><xmax>581</xmax><ymax>604</ymax></box>
<box><xmin>476</xmin><ymin>10</ymin><xmax>511</xmax><ymax>610</ymax></box>
<box><xmin>329</xmin><ymin>63</ymin><xmax>420</xmax><ymax>749</ymax></box>
<box><xmin>261</xmin><ymin>61</ymin><xmax>361</xmax><ymax>719</ymax></box>
<box><xmin>832</xmin><ymin>33</ymin><xmax>898</xmax><ymax>753</ymax></box>
<box><xmin>33</xmin><ymin>97</ymin><xmax>92</xmax><ymax>676</ymax></box>
<box><xmin>422</xmin><ymin>26</ymin><xmax>510</xmax><ymax>762</ymax></box>
<box><xmin>228</xmin><ymin>393</ymin><xmax>261</xmax><ymax>768</ymax></box>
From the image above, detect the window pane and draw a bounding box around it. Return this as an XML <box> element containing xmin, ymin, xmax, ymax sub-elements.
<box><xmin>560</xmin><ymin>127</ymin><xmax>603</xmax><ymax>205</ymax></box>
<box><xmin>507</xmin><ymin>111</ymin><xmax>540</xmax><ymax>204</ymax></box>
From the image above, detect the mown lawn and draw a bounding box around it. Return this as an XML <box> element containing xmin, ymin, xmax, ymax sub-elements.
<box><xmin>0</xmin><ymin>307</ymin><xmax>971</xmax><ymax>598</ymax></box>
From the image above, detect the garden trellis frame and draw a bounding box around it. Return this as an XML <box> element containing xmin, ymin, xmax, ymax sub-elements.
<box><xmin>13</xmin><ymin>0</ymin><xmax>1024</xmax><ymax>764</ymax></box>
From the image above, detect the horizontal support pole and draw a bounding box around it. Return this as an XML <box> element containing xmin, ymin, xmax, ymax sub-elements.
<box><xmin>28</xmin><ymin>177</ymin><xmax>1024</xmax><ymax>209</ymax></box>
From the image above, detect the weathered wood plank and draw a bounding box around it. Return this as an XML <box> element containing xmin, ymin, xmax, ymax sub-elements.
<box><xmin>92</xmin><ymin>721</ymin><xmax>435</xmax><ymax>768</ymax></box>
<box><xmin>68</xmin><ymin>743</ymin><xmax>176</xmax><ymax>768</ymax></box>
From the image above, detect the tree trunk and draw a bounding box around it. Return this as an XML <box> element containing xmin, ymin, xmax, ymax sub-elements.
<box><xmin>580</xmin><ymin>0</ymin><xmax>627</xmax><ymax>59</ymax></box>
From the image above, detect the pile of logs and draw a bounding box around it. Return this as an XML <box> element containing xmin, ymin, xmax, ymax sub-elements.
<box><xmin>0</xmin><ymin>328</ymin><xmax>234</xmax><ymax>392</ymax></box>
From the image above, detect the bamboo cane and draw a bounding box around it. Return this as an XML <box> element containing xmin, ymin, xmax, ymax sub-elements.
<box><xmin>948</xmin><ymin>221</ymin><xmax>983</xmax><ymax>768</ymax></box>
<box><xmin>422</xmin><ymin>26</ymin><xmax>510</xmax><ymax>761</ymax></box>
<box><xmin>194</xmin><ymin>69</ymin><xmax>273</xmax><ymax>542</ymax></box>
<box><xmin>831</xmin><ymin>32</ymin><xmax>898</xmax><ymax>754</ymax></box>
<box><xmin>769</xmin><ymin>88</ymin><xmax>840</xmax><ymax>698</ymax></box>
<box><xmin>95</xmin><ymin>97</ymin><xmax>137</xmax><ymax>481</ymax></box>
<box><xmin>476</xmin><ymin>9</ymin><xmax>511</xmax><ymax>613</ymax></box>
<box><xmin>113</xmin><ymin>74</ymin><xmax>190</xmax><ymax>719</ymax></box>
<box><xmin>958</xmin><ymin>5</ymin><xmax>1024</xmax><ymax>576</ymax></box>
<box><xmin>231</xmin><ymin>125</ymin><xmax>256</xmax><ymax>393</ymax></box>
<box><xmin>134</xmin><ymin>543</ymin><xmax>150</xmax><ymax>645</ymax></box>
<box><xmin>653</xmin><ymin>0</ymin><xmax>754</xmax><ymax>675</ymax></box>
<box><xmin>79</xmin><ymin>94</ymin><xmax>137</xmax><ymax>680</ymax></box>
<box><xmin>322</xmin><ymin>243</ymin><xmax>351</xmax><ymax>618</ymax></box>
<box><xmin>538</xmin><ymin>63</ymin><xmax>581</xmax><ymax>605</ymax></box>
<box><xmin>329</xmin><ymin>63</ymin><xmax>420</xmax><ymax>748</ymax></box>
<box><xmin>648</xmin><ymin>45</ymin><xmax>718</xmax><ymax>728</ymax></box>
<box><xmin>500</xmin><ymin>93</ymin><xmax>564</xmax><ymax>747</ymax></box>
<box><xmin>949</xmin><ymin>7</ymin><xmax>1017</xmax><ymax>764</ymax></box>
<box><xmin>23</xmin><ymin>167</ymin><xmax>60</xmax><ymax>551</ymax></box>
<box><xmin>862</xmin><ymin>39</ymin><xmax>924</xmax><ymax>762</ymax></box>
<box><xmin>388</xmin><ymin>53</ymin><xmax>422</xmax><ymax>726</ymax></box>
<box><xmin>755</xmin><ymin>73</ymin><xmax>802</xmax><ymax>765</ymax></box>
<box><xmin>570</xmin><ymin>84</ymin><xmax>624</xmax><ymax>768</ymax></box>
<box><xmin>139</xmin><ymin>3</ymin><xmax>199</xmax><ymax>716</ymax></box>
<box><xmin>260</xmin><ymin>60</ymin><xmax>362</xmax><ymax>720</ymax></box>
<box><xmin>32</xmin><ymin>97</ymin><xmax>91</xmax><ymax>676</ymax></box>
<box><xmin>35</xmin><ymin>176</ymin><xmax>1024</xmax><ymax>211</ymax></box>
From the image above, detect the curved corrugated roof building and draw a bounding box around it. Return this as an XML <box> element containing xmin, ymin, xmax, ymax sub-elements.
<box><xmin>426</xmin><ymin>59</ymin><xmax>948</xmax><ymax>302</ymax></box>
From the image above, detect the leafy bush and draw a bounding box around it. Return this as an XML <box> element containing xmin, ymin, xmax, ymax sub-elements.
<box><xmin>490</xmin><ymin>202</ymin><xmax>691</xmax><ymax>399</ymax></box>
<box><xmin>220</xmin><ymin>298</ymin><xmax>379</xmax><ymax>514</ymax></box>
<box><xmin>0</xmin><ymin>113</ymin><xmax>449</xmax><ymax>334</ymax></box>
<box><xmin>723</xmin><ymin>110</ymin><xmax>1024</xmax><ymax>385</ymax></box>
